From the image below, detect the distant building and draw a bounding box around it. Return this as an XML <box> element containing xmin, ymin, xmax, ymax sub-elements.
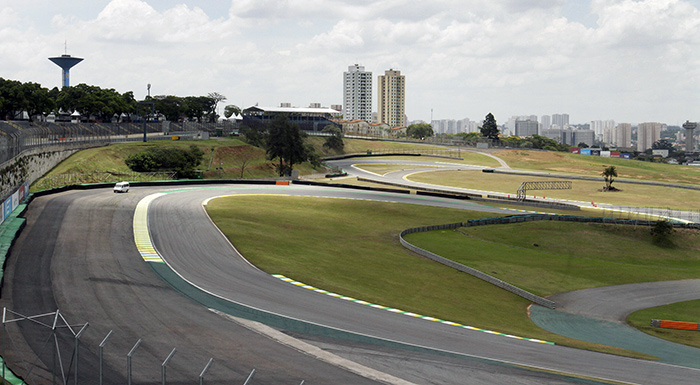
<box><xmin>573</xmin><ymin>129</ymin><xmax>595</xmax><ymax>147</ymax></box>
<box><xmin>515</xmin><ymin>118</ymin><xmax>538</xmax><ymax>137</ymax></box>
<box><xmin>637</xmin><ymin>122</ymin><xmax>663</xmax><ymax>151</ymax></box>
<box><xmin>377</xmin><ymin>69</ymin><xmax>406</xmax><ymax>128</ymax></box>
<box><xmin>540</xmin><ymin>115</ymin><xmax>551</xmax><ymax>130</ymax></box>
<box><xmin>552</xmin><ymin>113</ymin><xmax>569</xmax><ymax>128</ymax></box>
<box><xmin>343</xmin><ymin>64</ymin><xmax>372</xmax><ymax>121</ymax></box>
<box><xmin>591</xmin><ymin>119</ymin><xmax>615</xmax><ymax>144</ymax></box>
<box><xmin>242</xmin><ymin>105</ymin><xmax>341</xmax><ymax>132</ymax></box>
<box><xmin>613</xmin><ymin>123</ymin><xmax>632</xmax><ymax>148</ymax></box>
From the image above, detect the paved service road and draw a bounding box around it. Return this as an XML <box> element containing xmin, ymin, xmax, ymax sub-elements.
<box><xmin>2</xmin><ymin>184</ymin><xmax>700</xmax><ymax>384</ymax></box>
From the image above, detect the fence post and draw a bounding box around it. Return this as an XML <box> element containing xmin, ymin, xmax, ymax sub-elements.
<box><xmin>98</xmin><ymin>330</ymin><xmax>113</xmax><ymax>385</ymax></box>
<box><xmin>242</xmin><ymin>369</ymin><xmax>256</xmax><ymax>385</ymax></box>
<box><xmin>161</xmin><ymin>348</ymin><xmax>176</xmax><ymax>385</ymax></box>
<box><xmin>199</xmin><ymin>358</ymin><xmax>214</xmax><ymax>385</ymax></box>
<box><xmin>126</xmin><ymin>339</ymin><xmax>142</xmax><ymax>385</ymax></box>
<box><xmin>73</xmin><ymin>323</ymin><xmax>89</xmax><ymax>385</ymax></box>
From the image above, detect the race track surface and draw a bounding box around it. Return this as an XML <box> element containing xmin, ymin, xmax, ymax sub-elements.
<box><xmin>2</xmin><ymin>183</ymin><xmax>700</xmax><ymax>384</ymax></box>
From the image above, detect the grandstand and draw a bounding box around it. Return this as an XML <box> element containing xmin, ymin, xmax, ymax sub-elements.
<box><xmin>0</xmin><ymin>120</ymin><xmax>239</xmax><ymax>165</ymax></box>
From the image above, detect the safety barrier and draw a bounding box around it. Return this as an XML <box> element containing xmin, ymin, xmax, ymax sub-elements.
<box><xmin>399</xmin><ymin>222</ymin><xmax>556</xmax><ymax>309</ymax></box>
<box><xmin>651</xmin><ymin>319</ymin><xmax>699</xmax><ymax>331</ymax></box>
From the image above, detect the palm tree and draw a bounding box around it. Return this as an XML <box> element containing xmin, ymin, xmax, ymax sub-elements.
<box><xmin>602</xmin><ymin>165</ymin><xmax>618</xmax><ymax>191</ymax></box>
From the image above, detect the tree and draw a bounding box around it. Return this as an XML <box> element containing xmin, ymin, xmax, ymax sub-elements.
<box><xmin>224</xmin><ymin>104</ymin><xmax>241</xmax><ymax>119</ymax></box>
<box><xmin>601</xmin><ymin>165</ymin><xmax>618</xmax><ymax>191</ymax></box>
<box><xmin>183</xmin><ymin>96</ymin><xmax>215</xmax><ymax>122</ymax></box>
<box><xmin>322</xmin><ymin>124</ymin><xmax>344</xmax><ymax>152</ymax></box>
<box><xmin>0</xmin><ymin>78</ymin><xmax>25</xmax><ymax>119</ymax></box>
<box><xmin>21</xmin><ymin>82</ymin><xmax>55</xmax><ymax>120</ymax></box>
<box><xmin>265</xmin><ymin>114</ymin><xmax>309</xmax><ymax>176</ymax></box>
<box><xmin>650</xmin><ymin>220</ymin><xmax>674</xmax><ymax>246</ymax></box>
<box><xmin>207</xmin><ymin>92</ymin><xmax>226</xmax><ymax>122</ymax></box>
<box><xmin>578</xmin><ymin>142</ymin><xmax>589</xmax><ymax>148</ymax></box>
<box><xmin>480</xmin><ymin>113</ymin><xmax>499</xmax><ymax>141</ymax></box>
<box><xmin>652</xmin><ymin>139</ymin><xmax>674</xmax><ymax>151</ymax></box>
<box><xmin>406</xmin><ymin>123</ymin><xmax>434</xmax><ymax>139</ymax></box>
<box><xmin>125</xmin><ymin>145</ymin><xmax>204</xmax><ymax>178</ymax></box>
<box><xmin>239</xmin><ymin>119</ymin><xmax>267</xmax><ymax>147</ymax></box>
<box><xmin>152</xmin><ymin>95</ymin><xmax>185</xmax><ymax>121</ymax></box>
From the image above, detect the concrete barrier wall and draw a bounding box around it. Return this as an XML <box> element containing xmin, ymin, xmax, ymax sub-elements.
<box><xmin>0</xmin><ymin>142</ymin><xmax>107</xmax><ymax>203</ymax></box>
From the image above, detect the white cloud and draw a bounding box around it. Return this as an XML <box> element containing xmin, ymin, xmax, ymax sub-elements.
<box><xmin>1</xmin><ymin>0</ymin><xmax>700</xmax><ymax>124</ymax></box>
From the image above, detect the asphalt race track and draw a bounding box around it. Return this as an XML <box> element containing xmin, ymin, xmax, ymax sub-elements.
<box><xmin>2</xmin><ymin>184</ymin><xmax>700</xmax><ymax>384</ymax></box>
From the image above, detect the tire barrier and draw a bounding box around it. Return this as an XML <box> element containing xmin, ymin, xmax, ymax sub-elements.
<box><xmin>651</xmin><ymin>319</ymin><xmax>700</xmax><ymax>331</ymax></box>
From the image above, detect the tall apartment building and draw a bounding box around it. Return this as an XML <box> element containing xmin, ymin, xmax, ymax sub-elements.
<box><xmin>343</xmin><ymin>64</ymin><xmax>373</xmax><ymax>121</ymax></box>
<box><xmin>637</xmin><ymin>122</ymin><xmax>663</xmax><ymax>151</ymax></box>
<box><xmin>377</xmin><ymin>69</ymin><xmax>406</xmax><ymax>128</ymax></box>
<box><xmin>613</xmin><ymin>123</ymin><xmax>632</xmax><ymax>148</ymax></box>
<box><xmin>552</xmin><ymin>113</ymin><xmax>569</xmax><ymax>129</ymax></box>
<box><xmin>591</xmin><ymin>120</ymin><xmax>615</xmax><ymax>143</ymax></box>
<box><xmin>540</xmin><ymin>115</ymin><xmax>551</xmax><ymax>130</ymax></box>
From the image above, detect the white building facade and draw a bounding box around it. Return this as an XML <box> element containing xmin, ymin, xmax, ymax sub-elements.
<box><xmin>343</xmin><ymin>64</ymin><xmax>373</xmax><ymax>122</ymax></box>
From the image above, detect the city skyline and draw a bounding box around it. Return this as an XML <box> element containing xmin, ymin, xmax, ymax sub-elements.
<box><xmin>2</xmin><ymin>0</ymin><xmax>700</xmax><ymax>126</ymax></box>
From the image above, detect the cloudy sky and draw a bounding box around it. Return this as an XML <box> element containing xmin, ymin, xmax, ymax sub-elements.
<box><xmin>1</xmin><ymin>0</ymin><xmax>699</xmax><ymax>126</ymax></box>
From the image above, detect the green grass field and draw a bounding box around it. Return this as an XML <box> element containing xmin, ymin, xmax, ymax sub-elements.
<box><xmin>628</xmin><ymin>300</ymin><xmax>700</xmax><ymax>349</ymax></box>
<box><xmin>491</xmin><ymin>149</ymin><xmax>700</xmax><ymax>186</ymax></box>
<box><xmin>32</xmin><ymin>138</ymin><xmax>451</xmax><ymax>191</ymax></box>
<box><xmin>401</xmin><ymin>169</ymin><xmax>700</xmax><ymax>211</ymax></box>
<box><xmin>206</xmin><ymin>195</ymin><xmax>677</xmax><ymax>358</ymax></box>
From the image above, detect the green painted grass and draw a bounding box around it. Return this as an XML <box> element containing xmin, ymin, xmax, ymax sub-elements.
<box><xmin>206</xmin><ymin>195</ymin><xmax>660</xmax><ymax>359</ymax></box>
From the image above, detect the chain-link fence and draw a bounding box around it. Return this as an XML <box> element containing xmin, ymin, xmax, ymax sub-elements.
<box><xmin>598</xmin><ymin>205</ymin><xmax>700</xmax><ymax>224</ymax></box>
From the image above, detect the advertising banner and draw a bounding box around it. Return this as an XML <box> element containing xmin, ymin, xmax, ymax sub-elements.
<box><xmin>601</xmin><ymin>151</ymin><xmax>611</xmax><ymax>157</ymax></box>
<box><xmin>581</xmin><ymin>148</ymin><xmax>591</xmax><ymax>155</ymax></box>
<box><xmin>569</xmin><ymin>147</ymin><xmax>581</xmax><ymax>154</ymax></box>
<box><xmin>18</xmin><ymin>183</ymin><xmax>26</xmax><ymax>202</ymax></box>
<box><xmin>3</xmin><ymin>197</ymin><xmax>12</xmax><ymax>222</ymax></box>
<box><xmin>621</xmin><ymin>153</ymin><xmax>631</xmax><ymax>159</ymax></box>
<box><xmin>1</xmin><ymin>182</ymin><xmax>29</xmax><ymax>225</ymax></box>
<box><xmin>591</xmin><ymin>149</ymin><xmax>601</xmax><ymax>156</ymax></box>
<box><xmin>611</xmin><ymin>152</ymin><xmax>621</xmax><ymax>158</ymax></box>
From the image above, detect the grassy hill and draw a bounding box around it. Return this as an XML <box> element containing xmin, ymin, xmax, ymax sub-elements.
<box><xmin>32</xmin><ymin>137</ymin><xmax>449</xmax><ymax>191</ymax></box>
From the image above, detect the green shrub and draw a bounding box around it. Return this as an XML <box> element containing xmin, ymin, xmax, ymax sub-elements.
<box><xmin>125</xmin><ymin>145</ymin><xmax>204</xmax><ymax>178</ymax></box>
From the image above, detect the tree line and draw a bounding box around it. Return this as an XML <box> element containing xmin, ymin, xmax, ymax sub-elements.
<box><xmin>0</xmin><ymin>77</ymin><xmax>229</xmax><ymax>123</ymax></box>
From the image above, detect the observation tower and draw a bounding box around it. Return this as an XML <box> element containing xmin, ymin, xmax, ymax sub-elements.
<box><xmin>683</xmin><ymin>120</ymin><xmax>697</xmax><ymax>152</ymax></box>
<box><xmin>49</xmin><ymin>52</ymin><xmax>83</xmax><ymax>88</ymax></box>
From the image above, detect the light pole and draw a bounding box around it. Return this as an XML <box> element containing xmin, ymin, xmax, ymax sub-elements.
<box><xmin>137</xmin><ymin>102</ymin><xmax>154</xmax><ymax>142</ymax></box>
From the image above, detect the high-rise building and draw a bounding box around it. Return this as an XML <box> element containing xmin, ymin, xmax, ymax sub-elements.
<box><xmin>541</xmin><ymin>115</ymin><xmax>551</xmax><ymax>130</ymax></box>
<box><xmin>614</xmin><ymin>123</ymin><xmax>632</xmax><ymax>148</ymax></box>
<box><xmin>377</xmin><ymin>69</ymin><xmax>406</xmax><ymax>128</ymax></box>
<box><xmin>343</xmin><ymin>64</ymin><xmax>373</xmax><ymax>121</ymax></box>
<box><xmin>552</xmin><ymin>113</ymin><xmax>569</xmax><ymax>128</ymax></box>
<box><xmin>637</xmin><ymin>122</ymin><xmax>663</xmax><ymax>151</ymax></box>
<box><xmin>515</xmin><ymin>118</ymin><xmax>538</xmax><ymax>137</ymax></box>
